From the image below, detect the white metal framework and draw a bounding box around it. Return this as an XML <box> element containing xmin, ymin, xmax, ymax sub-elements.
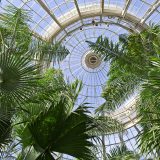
<box><xmin>0</xmin><ymin>0</ymin><xmax>160</xmax><ymax>158</ymax></box>
<box><xmin>1</xmin><ymin>0</ymin><xmax>159</xmax><ymax>40</ymax></box>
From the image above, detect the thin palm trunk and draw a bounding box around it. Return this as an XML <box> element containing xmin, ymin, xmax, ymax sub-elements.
<box><xmin>101</xmin><ymin>112</ymin><xmax>107</xmax><ymax>160</ymax></box>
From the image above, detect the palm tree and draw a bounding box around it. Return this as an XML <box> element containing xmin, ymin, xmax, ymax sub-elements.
<box><xmin>137</xmin><ymin>57</ymin><xmax>160</xmax><ymax>157</ymax></box>
<box><xmin>12</xmin><ymin>68</ymin><xmax>122</xmax><ymax>160</ymax></box>
<box><xmin>87</xmin><ymin>24</ymin><xmax>160</xmax><ymax>112</ymax></box>
<box><xmin>87</xmin><ymin>31</ymin><xmax>153</xmax><ymax>111</ymax></box>
<box><xmin>87</xmin><ymin>24</ymin><xmax>160</xmax><ymax>157</ymax></box>
<box><xmin>0</xmin><ymin>5</ymin><xmax>136</xmax><ymax>160</ymax></box>
<box><xmin>0</xmin><ymin>6</ymin><xmax>38</xmax><ymax>150</ymax></box>
<box><xmin>0</xmin><ymin>5</ymin><xmax>69</xmax><ymax>152</ymax></box>
<box><xmin>0</xmin><ymin>105</ymin><xmax>12</xmax><ymax>151</ymax></box>
<box><xmin>30</xmin><ymin>40</ymin><xmax>70</xmax><ymax>70</ymax></box>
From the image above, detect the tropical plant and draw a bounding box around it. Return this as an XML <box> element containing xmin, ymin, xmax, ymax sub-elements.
<box><xmin>0</xmin><ymin>6</ymin><xmax>32</xmax><ymax>54</ymax></box>
<box><xmin>30</xmin><ymin>40</ymin><xmax>70</xmax><ymax>69</ymax></box>
<box><xmin>0</xmin><ymin>52</ymin><xmax>40</xmax><ymax>104</ymax></box>
<box><xmin>137</xmin><ymin>57</ymin><xmax>160</xmax><ymax>157</ymax></box>
<box><xmin>13</xmin><ymin>69</ymin><xmax>122</xmax><ymax>160</ymax></box>
<box><xmin>0</xmin><ymin>104</ymin><xmax>12</xmax><ymax>150</ymax></box>
<box><xmin>0</xmin><ymin>5</ymin><xmax>69</xmax><ymax>154</ymax></box>
<box><xmin>87</xmin><ymin>24</ymin><xmax>160</xmax><ymax>112</ymax></box>
<box><xmin>106</xmin><ymin>144</ymin><xmax>140</xmax><ymax>160</ymax></box>
<box><xmin>87</xmin><ymin>24</ymin><xmax>160</xmax><ymax>157</ymax></box>
<box><xmin>0</xmin><ymin>6</ymin><xmax>39</xmax><ymax>150</ymax></box>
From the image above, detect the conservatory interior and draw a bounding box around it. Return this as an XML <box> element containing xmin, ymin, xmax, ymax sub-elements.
<box><xmin>0</xmin><ymin>0</ymin><xmax>160</xmax><ymax>159</ymax></box>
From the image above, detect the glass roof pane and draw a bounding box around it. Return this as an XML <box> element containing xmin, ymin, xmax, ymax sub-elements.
<box><xmin>60</xmin><ymin>24</ymin><xmax>129</xmax><ymax>109</ymax></box>
<box><xmin>143</xmin><ymin>0</ymin><xmax>156</xmax><ymax>5</ymax></box>
<box><xmin>77</xmin><ymin>0</ymin><xmax>100</xmax><ymax>6</ymax></box>
<box><xmin>1</xmin><ymin>0</ymin><xmax>159</xmax><ymax>39</ymax></box>
<box><xmin>21</xmin><ymin>1</ymin><xmax>55</xmax><ymax>35</ymax></box>
<box><xmin>0</xmin><ymin>0</ymin><xmax>56</xmax><ymax>36</ymax></box>
<box><xmin>128</xmin><ymin>0</ymin><xmax>151</xmax><ymax>18</ymax></box>
<box><xmin>1</xmin><ymin>0</ymin><xmax>160</xmax><ymax>158</ymax></box>
<box><xmin>146</xmin><ymin>10</ymin><xmax>160</xmax><ymax>24</ymax></box>
<box><xmin>105</xmin><ymin>0</ymin><xmax>125</xmax><ymax>8</ymax></box>
<box><xmin>43</xmin><ymin>0</ymin><xmax>76</xmax><ymax>18</ymax></box>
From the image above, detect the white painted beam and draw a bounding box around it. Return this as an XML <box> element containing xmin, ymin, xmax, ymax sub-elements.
<box><xmin>74</xmin><ymin>0</ymin><xmax>83</xmax><ymax>24</ymax></box>
<box><xmin>140</xmin><ymin>0</ymin><xmax>160</xmax><ymax>24</ymax></box>
<box><xmin>101</xmin><ymin>0</ymin><xmax>104</xmax><ymax>14</ymax></box>
<box><xmin>121</xmin><ymin>0</ymin><xmax>132</xmax><ymax>17</ymax></box>
<box><xmin>100</xmin><ymin>0</ymin><xmax>104</xmax><ymax>22</ymax></box>
<box><xmin>45</xmin><ymin>5</ymin><xmax>147</xmax><ymax>41</ymax></box>
<box><xmin>36</xmin><ymin>0</ymin><xmax>66</xmax><ymax>32</ymax></box>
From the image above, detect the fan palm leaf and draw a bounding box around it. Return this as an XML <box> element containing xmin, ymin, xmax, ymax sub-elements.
<box><xmin>86</xmin><ymin>36</ymin><xmax>125</xmax><ymax>62</ymax></box>
<box><xmin>20</xmin><ymin>100</ymin><xmax>97</xmax><ymax>160</ymax></box>
<box><xmin>0</xmin><ymin>100</ymin><xmax>14</xmax><ymax>151</ymax></box>
<box><xmin>0</xmin><ymin>52</ymin><xmax>40</xmax><ymax>104</ymax></box>
<box><xmin>13</xmin><ymin>69</ymin><xmax>123</xmax><ymax>160</ymax></box>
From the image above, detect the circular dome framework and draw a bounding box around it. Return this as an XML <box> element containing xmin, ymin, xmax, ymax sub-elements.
<box><xmin>1</xmin><ymin>0</ymin><xmax>160</xmax><ymax>159</ymax></box>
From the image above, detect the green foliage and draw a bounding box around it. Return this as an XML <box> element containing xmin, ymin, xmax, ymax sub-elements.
<box><xmin>107</xmin><ymin>145</ymin><xmax>140</xmax><ymax>160</ymax></box>
<box><xmin>0</xmin><ymin>6</ymin><xmax>37</xmax><ymax>150</ymax></box>
<box><xmin>136</xmin><ymin>33</ymin><xmax>160</xmax><ymax>155</ymax></box>
<box><xmin>137</xmin><ymin>58</ymin><xmax>160</xmax><ymax>156</ymax></box>
<box><xmin>0</xmin><ymin>52</ymin><xmax>40</xmax><ymax>104</ymax></box>
<box><xmin>0</xmin><ymin>6</ymin><xmax>32</xmax><ymax>54</ymax></box>
<box><xmin>88</xmin><ymin>24</ymin><xmax>160</xmax><ymax>157</ymax></box>
<box><xmin>27</xmin><ymin>102</ymin><xmax>96</xmax><ymax>160</ymax></box>
<box><xmin>0</xmin><ymin>105</ymin><xmax>12</xmax><ymax>150</ymax></box>
<box><xmin>12</xmin><ymin>68</ymin><xmax>122</xmax><ymax>160</ymax></box>
<box><xmin>0</xmin><ymin>6</ymin><xmax>39</xmax><ymax>105</ymax></box>
<box><xmin>87</xmin><ymin>25</ymin><xmax>160</xmax><ymax>112</ymax></box>
<box><xmin>86</xmin><ymin>36</ymin><xmax>125</xmax><ymax>62</ymax></box>
<box><xmin>0</xmin><ymin>5</ymin><xmax>69</xmax><ymax>155</ymax></box>
<box><xmin>15</xmin><ymin>78</ymin><xmax>97</xmax><ymax>160</ymax></box>
<box><xmin>90</xmin><ymin>115</ymin><xmax>123</xmax><ymax>136</ymax></box>
<box><xmin>30</xmin><ymin>40</ymin><xmax>69</xmax><ymax>70</ymax></box>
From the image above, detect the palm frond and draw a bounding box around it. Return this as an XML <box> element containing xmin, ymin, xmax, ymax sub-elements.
<box><xmin>86</xmin><ymin>36</ymin><xmax>125</xmax><ymax>62</ymax></box>
<box><xmin>0</xmin><ymin>103</ymin><xmax>13</xmax><ymax>150</ymax></box>
<box><xmin>99</xmin><ymin>72</ymin><xmax>140</xmax><ymax>111</ymax></box>
<box><xmin>107</xmin><ymin>144</ymin><xmax>140</xmax><ymax>160</ymax></box>
<box><xmin>66</xmin><ymin>79</ymin><xmax>83</xmax><ymax>106</ymax></box>
<box><xmin>0</xmin><ymin>53</ymin><xmax>40</xmax><ymax>104</ymax></box>
<box><xmin>90</xmin><ymin>115</ymin><xmax>123</xmax><ymax>136</ymax></box>
<box><xmin>137</xmin><ymin>57</ymin><xmax>160</xmax><ymax>156</ymax></box>
<box><xmin>25</xmin><ymin>101</ymin><xmax>97</xmax><ymax>160</ymax></box>
<box><xmin>0</xmin><ymin>5</ymin><xmax>32</xmax><ymax>54</ymax></box>
<box><xmin>30</xmin><ymin>40</ymin><xmax>69</xmax><ymax>69</ymax></box>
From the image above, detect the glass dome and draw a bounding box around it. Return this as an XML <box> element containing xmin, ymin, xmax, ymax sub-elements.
<box><xmin>1</xmin><ymin>0</ymin><xmax>159</xmax><ymax>158</ymax></box>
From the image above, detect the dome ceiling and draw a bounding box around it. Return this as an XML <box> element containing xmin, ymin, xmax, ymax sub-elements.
<box><xmin>0</xmin><ymin>0</ymin><xmax>160</xmax><ymax>158</ymax></box>
<box><xmin>1</xmin><ymin>0</ymin><xmax>160</xmax><ymax>40</ymax></box>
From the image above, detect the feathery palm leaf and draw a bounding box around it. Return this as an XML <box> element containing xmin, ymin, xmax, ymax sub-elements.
<box><xmin>30</xmin><ymin>40</ymin><xmax>69</xmax><ymax>69</ymax></box>
<box><xmin>137</xmin><ymin>57</ymin><xmax>160</xmax><ymax>155</ymax></box>
<box><xmin>86</xmin><ymin>36</ymin><xmax>125</xmax><ymax>62</ymax></box>
<box><xmin>90</xmin><ymin>115</ymin><xmax>123</xmax><ymax>136</ymax></box>
<box><xmin>13</xmin><ymin>69</ymin><xmax>123</xmax><ymax>160</ymax></box>
<box><xmin>107</xmin><ymin>144</ymin><xmax>140</xmax><ymax>160</ymax></box>
<box><xmin>88</xmin><ymin>25</ymin><xmax>160</xmax><ymax>112</ymax></box>
<box><xmin>0</xmin><ymin>6</ymin><xmax>32</xmax><ymax>54</ymax></box>
<box><xmin>99</xmin><ymin>72</ymin><xmax>140</xmax><ymax>111</ymax></box>
<box><xmin>13</xmin><ymin>70</ymin><xmax>96</xmax><ymax>159</ymax></box>
<box><xmin>0</xmin><ymin>99</ymin><xmax>14</xmax><ymax>151</ymax></box>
